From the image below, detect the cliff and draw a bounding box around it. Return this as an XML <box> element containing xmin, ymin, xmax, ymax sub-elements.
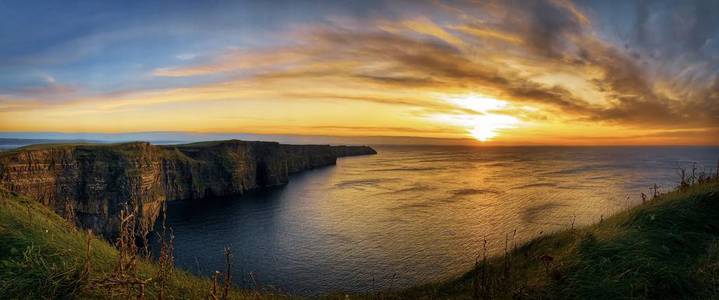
<box><xmin>0</xmin><ymin>140</ymin><xmax>376</xmax><ymax>237</ymax></box>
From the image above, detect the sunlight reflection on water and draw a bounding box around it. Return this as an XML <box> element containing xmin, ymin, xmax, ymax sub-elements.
<box><xmin>156</xmin><ymin>146</ymin><xmax>719</xmax><ymax>294</ymax></box>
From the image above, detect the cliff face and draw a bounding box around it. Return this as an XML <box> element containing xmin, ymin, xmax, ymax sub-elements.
<box><xmin>0</xmin><ymin>140</ymin><xmax>375</xmax><ymax>237</ymax></box>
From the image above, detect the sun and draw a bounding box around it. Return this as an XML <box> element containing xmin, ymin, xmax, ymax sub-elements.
<box><xmin>435</xmin><ymin>94</ymin><xmax>520</xmax><ymax>142</ymax></box>
<box><xmin>468</xmin><ymin>114</ymin><xmax>519</xmax><ymax>142</ymax></box>
<box><xmin>470</xmin><ymin>126</ymin><xmax>495</xmax><ymax>142</ymax></box>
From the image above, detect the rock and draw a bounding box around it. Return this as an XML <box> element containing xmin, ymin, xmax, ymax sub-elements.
<box><xmin>0</xmin><ymin>140</ymin><xmax>376</xmax><ymax>238</ymax></box>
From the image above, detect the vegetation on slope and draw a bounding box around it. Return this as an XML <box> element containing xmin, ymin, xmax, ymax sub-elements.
<box><xmin>0</xmin><ymin>189</ymin><xmax>287</xmax><ymax>299</ymax></box>
<box><xmin>379</xmin><ymin>177</ymin><xmax>719</xmax><ymax>299</ymax></box>
<box><xmin>1</xmin><ymin>165</ymin><xmax>718</xmax><ymax>299</ymax></box>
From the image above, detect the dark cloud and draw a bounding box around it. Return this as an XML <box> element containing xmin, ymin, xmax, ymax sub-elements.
<box><xmin>493</xmin><ymin>0</ymin><xmax>719</xmax><ymax>129</ymax></box>
<box><xmin>5</xmin><ymin>0</ymin><xmax>716</xmax><ymax>141</ymax></box>
<box><xmin>303</xmin><ymin>1</ymin><xmax>719</xmax><ymax>130</ymax></box>
<box><xmin>254</xmin><ymin>26</ymin><xmax>603</xmax><ymax>118</ymax></box>
<box><xmin>575</xmin><ymin>33</ymin><xmax>719</xmax><ymax>128</ymax></box>
<box><xmin>155</xmin><ymin>0</ymin><xmax>717</xmax><ymax>134</ymax></box>
<box><xmin>500</xmin><ymin>0</ymin><xmax>588</xmax><ymax>58</ymax></box>
<box><xmin>144</xmin><ymin>0</ymin><xmax>715</xmax><ymax>134</ymax></box>
<box><xmin>632</xmin><ymin>0</ymin><xmax>719</xmax><ymax>58</ymax></box>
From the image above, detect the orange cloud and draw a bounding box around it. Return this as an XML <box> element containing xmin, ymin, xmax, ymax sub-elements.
<box><xmin>2</xmin><ymin>0</ymin><xmax>717</xmax><ymax>145</ymax></box>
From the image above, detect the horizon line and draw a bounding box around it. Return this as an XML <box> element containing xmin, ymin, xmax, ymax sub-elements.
<box><xmin>0</xmin><ymin>131</ymin><xmax>718</xmax><ymax>147</ymax></box>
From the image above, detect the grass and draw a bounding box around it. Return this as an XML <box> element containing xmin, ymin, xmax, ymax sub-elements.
<box><xmin>367</xmin><ymin>179</ymin><xmax>719</xmax><ymax>299</ymax></box>
<box><xmin>0</xmin><ymin>189</ymin><xmax>290</xmax><ymax>300</ymax></box>
<box><xmin>1</xmin><ymin>175</ymin><xmax>719</xmax><ymax>299</ymax></box>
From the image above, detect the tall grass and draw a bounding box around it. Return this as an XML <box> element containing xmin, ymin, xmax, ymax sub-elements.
<box><xmin>0</xmin><ymin>190</ymin><xmax>288</xmax><ymax>299</ymax></box>
<box><xmin>377</xmin><ymin>167</ymin><xmax>719</xmax><ymax>299</ymax></box>
<box><xmin>2</xmin><ymin>159</ymin><xmax>719</xmax><ymax>299</ymax></box>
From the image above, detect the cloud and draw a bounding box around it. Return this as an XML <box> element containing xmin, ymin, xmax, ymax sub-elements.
<box><xmin>153</xmin><ymin>47</ymin><xmax>315</xmax><ymax>77</ymax></box>
<box><xmin>175</xmin><ymin>53</ymin><xmax>198</xmax><ymax>60</ymax></box>
<box><xmin>396</xmin><ymin>17</ymin><xmax>465</xmax><ymax>47</ymax></box>
<box><xmin>145</xmin><ymin>2</ymin><xmax>602</xmax><ymax>121</ymax></box>
<box><xmin>81</xmin><ymin>0</ymin><xmax>719</xmax><ymax>132</ymax></box>
<box><xmin>0</xmin><ymin>74</ymin><xmax>78</xmax><ymax>99</ymax></box>
<box><xmin>451</xmin><ymin>24</ymin><xmax>523</xmax><ymax>45</ymax></box>
<box><xmin>280</xmin><ymin>91</ymin><xmax>479</xmax><ymax>115</ymax></box>
<box><xmin>3</xmin><ymin>0</ymin><xmax>718</xmax><ymax>144</ymax></box>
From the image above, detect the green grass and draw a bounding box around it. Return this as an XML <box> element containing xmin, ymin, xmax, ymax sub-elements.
<box><xmin>8</xmin><ymin>141</ymin><xmax>143</xmax><ymax>151</ymax></box>
<box><xmin>2</xmin><ymin>179</ymin><xmax>718</xmax><ymax>299</ymax></box>
<box><xmin>0</xmin><ymin>189</ymin><xmax>289</xmax><ymax>299</ymax></box>
<box><xmin>368</xmin><ymin>180</ymin><xmax>719</xmax><ymax>299</ymax></box>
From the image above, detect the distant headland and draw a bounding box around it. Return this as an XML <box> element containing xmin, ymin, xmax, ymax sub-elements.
<box><xmin>0</xmin><ymin>140</ymin><xmax>376</xmax><ymax>238</ymax></box>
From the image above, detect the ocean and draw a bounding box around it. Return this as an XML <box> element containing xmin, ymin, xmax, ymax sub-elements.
<box><xmin>155</xmin><ymin>146</ymin><xmax>719</xmax><ymax>294</ymax></box>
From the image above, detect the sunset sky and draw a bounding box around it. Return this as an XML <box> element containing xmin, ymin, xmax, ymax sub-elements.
<box><xmin>1</xmin><ymin>0</ymin><xmax>718</xmax><ymax>145</ymax></box>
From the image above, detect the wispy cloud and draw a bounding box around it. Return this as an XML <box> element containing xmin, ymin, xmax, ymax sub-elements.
<box><xmin>1</xmin><ymin>0</ymin><xmax>717</xmax><ymax>144</ymax></box>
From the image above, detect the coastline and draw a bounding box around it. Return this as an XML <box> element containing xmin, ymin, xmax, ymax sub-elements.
<box><xmin>1</xmin><ymin>171</ymin><xmax>718</xmax><ymax>298</ymax></box>
<box><xmin>0</xmin><ymin>140</ymin><xmax>376</xmax><ymax>238</ymax></box>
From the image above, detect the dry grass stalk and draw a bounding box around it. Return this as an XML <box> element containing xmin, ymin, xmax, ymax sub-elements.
<box><xmin>92</xmin><ymin>204</ymin><xmax>154</xmax><ymax>299</ymax></box>
<box><xmin>82</xmin><ymin>230</ymin><xmax>92</xmax><ymax>280</ymax></box>
<box><xmin>115</xmin><ymin>208</ymin><xmax>138</xmax><ymax>276</ymax></box>
<box><xmin>209</xmin><ymin>271</ymin><xmax>220</xmax><ymax>300</ymax></box>
<box><xmin>249</xmin><ymin>271</ymin><xmax>261</xmax><ymax>299</ymax></box>
<box><xmin>571</xmin><ymin>215</ymin><xmax>577</xmax><ymax>230</ymax></box>
<box><xmin>473</xmin><ymin>238</ymin><xmax>490</xmax><ymax>300</ymax></box>
<box><xmin>208</xmin><ymin>247</ymin><xmax>234</xmax><ymax>300</ymax></box>
<box><xmin>140</xmin><ymin>227</ymin><xmax>151</xmax><ymax>259</ymax></box>
<box><xmin>222</xmin><ymin>247</ymin><xmax>232</xmax><ymax>300</ymax></box>
<box><xmin>676</xmin><ymin>162</ymin><xmax>719</xmax><ymax>189</ymax></box>
<box><xmin>63</xmin><ymin>200</ymin><xmax>77</xmax><ymax>229</ymax></box>
<box><xmin>503</xmin><ymin>233</ymin><xmax>510</xmax><ymax>281</ymax></box>
<box><xmin>156</xmin><ymin>203</ymin><xmax>175</xmax><ymax>300</ymax></box>
<box><xmin>652</xmin><ymin>184</ymin><xmax>660</xmax><ymax>199</ymax></box>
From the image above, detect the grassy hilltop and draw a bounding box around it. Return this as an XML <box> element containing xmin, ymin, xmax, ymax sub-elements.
<box><xmin>1</xmin><ymin>177</ymin><xmax>719</xmax><ymax>299</ymax></box>
<box><xmin>383</xmin><ymin>179</ymin><xmax>719</xmax><ymax>299</ymax></box>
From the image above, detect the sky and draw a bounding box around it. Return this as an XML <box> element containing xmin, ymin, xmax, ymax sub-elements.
<box><xmin>0</xmin><ymin>0</ymin><xmax>718</xmax><ymax>145</ymax></box>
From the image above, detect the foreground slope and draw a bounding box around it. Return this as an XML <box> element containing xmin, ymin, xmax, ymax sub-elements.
<box><xmin>0</xmin><ymin>189</ymin><xmax>290</xmax><ymax>299</ymax></box>
<box><xmin>1</xmin><ymin>176</ymin><xmax>718</xmax><ymax>299</ymax></box>
<box><xmin>384</xmin><ymin>179</ymin><xmax>719</xmax><ymax>299</ymax></box>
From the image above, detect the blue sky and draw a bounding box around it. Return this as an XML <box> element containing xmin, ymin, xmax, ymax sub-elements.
<box><xmin>1</xmin><ymin>0</ymin><xmax>717</xmax><ymax>145</ymax></box>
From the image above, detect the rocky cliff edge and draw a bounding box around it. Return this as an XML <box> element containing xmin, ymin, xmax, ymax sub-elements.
<box><xmin>0</xmin><ymin>140</ymin><xmax>376</xmax><ymax>237</ymax></box>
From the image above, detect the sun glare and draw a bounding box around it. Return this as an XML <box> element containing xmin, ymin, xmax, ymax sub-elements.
<box><xmin>469</xmin><ymin>114</ymin><xmax>519</xmax><ymax>141</ymax></box>
<box><xmin>438</xmin><ymin>95</ymin><xmax>520</xmax><ymax>142</ymax></box>
<box><xmin>471</xmin><ymin>127</ymin><xmax>494</xmax><ymax>142</ymax></box>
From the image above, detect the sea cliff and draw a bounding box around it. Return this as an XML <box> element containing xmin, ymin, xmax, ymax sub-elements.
<box><xmin>0</xmin><ymin>140</ymin><xmax>375</xmax><ymax>237</ymax></box>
